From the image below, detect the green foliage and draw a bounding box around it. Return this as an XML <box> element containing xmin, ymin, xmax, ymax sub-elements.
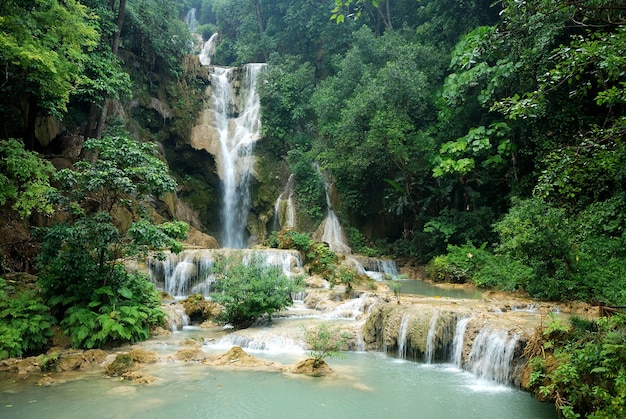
<box><xmin>60</xmin><ymin>271</ymin><xmax>163</xmax><ymax>349</ymax></box>
<box><xmin>0</xmin><ymin>278</ymin><xmax>56</xmax><ymax>360</ymax></box>
<box><xmin>472</xmin><ymin>254</ymin><xmax>534</xmax><ymax>292</ymax></box>
<box><xmin>346</xmin><ymin>227</ymin><xmax>377</xmax><ymax>257</ymax></box>
<box><xmin>288</xmin><ymin>150</ymin><xmax>325</xmax><ymax>223</ymax></box>
<box><xmin>210</xmin><ymin>256</ymin><xmax>304</xmax><ymax>326</ymax></box>
<box><xmin>425</xmin><ymin>243</ymin><xmax>490</xmax><ymax>283</ymax></box>
<box><xmin>306</xmin><ymin>243</ymin><xmax>339</xmax><ymax>281</ymax></box>
<box><xmin>329</xmin><ymin>265</ymin><xmax>359</xmax><ymax>291</ymax></box>
<box><xmin>36</xmin><ymin>134</ymin><xmax>184</xmax><ymax>348</ymax></box>
<box><xmin>300</xmin><ymin>323</ymin><xmax>350</xmax><ymax>368</ymax></box>
<box><xmin>54</xmin><ymin>135</ymin><xmax>177</xmax><ymax>212</ymax></box>
<box><xmin>0</xmin><ymin>0</ymin><xmax>99</xmax><ymax>124</ymax></box>
<box><xmin>0</xmin><ymin>139</ymin><xmax>56</xmax><ymax>218</ymax></box>
<box><xmin>532</xmin><ymin>315</ymin><xmax>626</xmax><ymax>418</ymax></box>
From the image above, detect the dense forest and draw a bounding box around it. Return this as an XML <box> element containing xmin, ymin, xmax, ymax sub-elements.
<box><xmin>1</xmin><ymin>1</ymin><xmax>625</xmax><ymax>417</ymax></box>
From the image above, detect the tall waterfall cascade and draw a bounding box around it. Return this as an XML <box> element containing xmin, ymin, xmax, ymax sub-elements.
<box><xmin>190</xmin><ymin>33</ymin><xmax>266</xmax><ymax>248</ymax></box>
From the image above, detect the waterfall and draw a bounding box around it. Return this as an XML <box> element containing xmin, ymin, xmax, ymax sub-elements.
<box><xmin>397</xmin><ymin>313</ymin><xmax>411</xmax><ymax>359</ymax></box>
<box><xmin>199</xmin><ymin>33</ymin><xmax>218</xmax><ymax>66</ymax></box>
<box><xmin>313</xmin><ymin>167</ymin><xmax>352</xmax><ymax>254</ymax></box>
<box><xmin>149</xmin><ymin>249</ymin><xmax>302</xmax><ymax>298</ymax></box>
<box><xmin>450</xmin><ymin>317</ymin><xmax>471</xmax><ymax>367</ymax></box>
<box><xmin>185</xmin><ymin>8</ymin><xmax>198</xmax><ymax>33</ymax></box>
<box><xmin>348</xmin><ymin>256</ymin><xmax>399</xmax><ymax>281</ymax></box>
<box><xmin>424</xmin><ymin>311</ymin><xmax>440</xmax><ymax>364</ymax></box>
<box><xmin>273</xmin><ymin>174</ymin><xmax>297</xmax><ymax>230</ymax></box>
<box><xmin>466</xmin><ymin>328</ymin><xmax>520</xmax><ymax>384</ymax></box>
<box><xmin>209</xmin><ymin>63</ymin><xmax>266</xmax><ymax>248</ymax></box>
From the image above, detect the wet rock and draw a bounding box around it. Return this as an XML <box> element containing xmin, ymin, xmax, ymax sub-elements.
<box><xmin>105</xmin><ymin>354</ymin><xmax>136</xmax><ymax>376</ymax></box>
<box><xmin>129</xmin><ymin>349</ymin><xmax>158</xmax><ymax>364</ymax></box>
<box><xmin>292</xmin><ymin>358</ymin><xmax>333</xmax><ymax>377</ymax></box>
<box><xmin>122</xmin><ymin>371</ymin><xmax>157</xmax><ymax>384</ymax></box>
<box><xmin>175</xmin><ymin>348</ymin><xmax>208</xmax><ymax>361</ymax></box>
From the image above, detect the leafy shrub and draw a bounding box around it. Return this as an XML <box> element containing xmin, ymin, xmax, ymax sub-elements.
<box><xmin>276</xmin><ymin>230</ymin><xmax>312</xmax><ymax>253</ymax></box>
<box><xmin>530</xmin><ymin>315</ymin><xmax>626</xmax><ymax>418</ymax></box>
<box><xmin>60</xmin><ymin>270</ymin><xmax>164</xmax><ymax>348</ymax></box>
<box><xmin>346</xmin><ymin>226</ymin><xmax>377</xmax><ymax>256</ymax></box>
<box><xmin>0</xmin><ymin>278</ymin><xmax>56</xmax><ymax>359</ymax></box>
<box><xmin>210</xmin><ymin>256</ymin><xmax>304</xmax><ymax>327</ymax></box>
<box><xmin>473</xmin><ymin>255</ymin><xmax>535</xmax><ymax>291</ymax></box>
<box><xmin>329</xmin><ymin>265</ymin><xmax>359</xmax><ymax>291</ymax></box>
<box><xmin>300</xmin><ymin>323</ymin><xmax>350</xmax><ymax>368</ymax></box>
<box><xmin>306</xmin><ymin>243</ymin><xmax>339</xmax><ymax>280</ymax></box>
<box><xmin>425</xmin><ymin>243</ymin><xmax>490</xmax><ymax>283</ymax></box>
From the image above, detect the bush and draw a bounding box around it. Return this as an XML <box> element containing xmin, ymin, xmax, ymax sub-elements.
<box><xmin>0</xmin><ymin>278</ymin><xmax>56</xmax><ymax>359</ymax></box>
<box><xmin>300</xmin><ymin>323</ymin><xmax>350</xmax><ymax>368</ymax></box>
<box><xmin>210</xmin><ymin>256</ymin><xmax>304</xmax><ymax>327</ymax></box>
<box><xmin>425</xmin><ymin>243</ymin><xmax>490</xmax><ymax>283</ymax></box>
<box><xmin>529</xmin><ymin>315</ymin><xmax>626</xmax><ymax>418</ymax></box>
<box><xmin>306</xmin><ymin>243</ymin><xmax>338</xmax><ymax>280</ymax></box>
<box><xmin>473</xmin><ymin>255</ymin><xmax>535</xmax><ymax>291</ymax></box>
<box><xmin>60</xmin><ymin>269</ymin><xmax>164</xmax><ymax>349</ymax></box>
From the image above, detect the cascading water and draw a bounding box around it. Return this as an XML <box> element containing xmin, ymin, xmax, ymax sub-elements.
<box><xmin>397</xmin><ymin>313</ymin><xmax>411</xmax><ymax>359</ymax></box>
<box><xmin>208</xmin><ymin>63</ymin><xmax>266</xmax><ymax>248</ymax></box>
<box><xmin>199</xmin><ymin>33</ymin><xmax>218</xmax><ymax>66</ymax></box>
<box><xmin>149</xmin><ymin>249</ymin><xmax>302</xmax><ymax>298</ymax></box>
<box><xmin>313</xmin><ymin>166</ymin><xmax>352</xmax><ymax>254</ymax></box>
<box><xmin>466</xmin><ymin>328</ymin><xmax>520</xmax><ymax>384</ymax></box>
<box><xmin>273</xmin><ymin>174</ymin><xmax>297</xmax><ymax>230</ymax></box>
<box><xmin>451</xmin><ymin>317</ymin><xmax>471</xmax><ymax>368</ymax></box>
<box><xmin>424</xmin><ymin>311</ymin><xmax>440</xmax><ymax>364</ymax></box>
<box><xmin>185</xmin><ymin>8</ymin><xmax>198</xmax><ymax>33</ymax></box>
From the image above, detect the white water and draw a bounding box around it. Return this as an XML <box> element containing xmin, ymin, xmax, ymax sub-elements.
<box><xmin>208</xmin><ymin>63</ymin><xmax>266</xmax><ymax>248</ymax></box>
<box><xmin>425</xmin><ymin>311</ymin><xmax>440</xmax><ymax>364</ymax></box>
<box><xmin>451</xmin><ymin>317</ymin><xmax>471</xmax><ymax>367</ymax></box>
<box><xmin>466</xmin><ymin>328</ymin><xmax>520</xmax><ymax>384</ymax></box>
<box><xmin>149</xmin><ymin>249</ymin><xmax>302</xmax><ymax>298</ymax></box>
<box><xmin>397</xmin><ymin>313</ymin><xmax>411</xmax><ymax>359</ymax></box>
<box><xmin>184</xmin><ymin>8</ymin><xmax>198</xmax><ymax>33</ymax></box>
<box><xmin>273</xmin><ymin>174</ymin><xmax>297</xmax><ymax>230</ymax></box>
<box><xmin>313</xmin><ymin>166</ymin><xmax>352</xmax><ymax>254</ymax></box>
<box><xmin>199</xmin><ymin>33</ymin><xmax>218</xmax><ymax>66</ymax></box>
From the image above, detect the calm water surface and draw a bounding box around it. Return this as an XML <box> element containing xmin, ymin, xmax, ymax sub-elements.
<box><xmin>1</xmin><ymin>348</ymin><xmax>555</xmax><ymax>419</ymax></box>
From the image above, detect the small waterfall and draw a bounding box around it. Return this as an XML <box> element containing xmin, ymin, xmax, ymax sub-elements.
<box><xmin>450</xmin><ymin>317</ymin><xmax>471</xmax><ymax>367</ymax></box>
<box><xmin>424</xmin><ymin>312</ymin><xmax>440</xmax><ymax>364</ymax></box>
<box><xmin>466</xmin><ymin>329</ymin><xmax>520</xmax><ymax>384</ymax></box>
<box><xmin>185</xmin><ymin>8</ymin><xmax>198</xmax><ymax>33</ymax></box>
<box><xmin>397</xmin><ymin>313</ymin><xmax>411</xmax><ymax>359</ymax></box>
<box><xmin>149</xmin><ymin>249</ymin><xmax>302</xmax><ymax>298</ymax></box>
<box><xmin>348</xmin><ymin>256</ymin><xmax>398</xmax><ymax>281</ymax></box>
<box><xmin>213</xmin><ymin>332</ymin><xmax>304</xmax><ymax>352</ymax></box>
<box><xmin>199</xmin><ymin>33</ymin><xmax>218</xmax><ymax>66</ymax></box>
<box><xmin>321</xmin><ymin>293</ymin><xmax>369</xmax><ymax>320</ymax></box>
<box><xmin>273</xmin><ymin>174</ymin><xmax>297</xmax><ymax>230</ymax></box>
<box><xmin>313</xmin><ymin>167</ymin><xmax>351</xmax><ymax>254</ymax></box>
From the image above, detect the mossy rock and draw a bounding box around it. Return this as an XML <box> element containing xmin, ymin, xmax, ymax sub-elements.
<box><xmin>105</xmin><ymin>354</ymin><xmax>135</xmax><ymax>376</ymax></box>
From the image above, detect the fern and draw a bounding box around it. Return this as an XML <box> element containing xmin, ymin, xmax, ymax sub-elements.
<box><xmin>0</xmin><ymin>278</ymin><xmax>56</xmax><ymax>359</ymax></box>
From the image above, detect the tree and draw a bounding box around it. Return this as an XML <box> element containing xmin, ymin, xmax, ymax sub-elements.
<box><xmin>300</xmin><ymin>323</ymin><xmax>350</xmax><ymax>368</ymax></box>
<box><xmin>210</xmin><ymin>256</ymin><xmax>303</xmax><ymax>327</ymax></box>
<box><xmin>0</xmin><ymin>139</ymin><xmax>56</xmax><ymax>218</ymax></box>
<box><xmin>37</xmin><ymin>134</ymin><xmax>188</xmax><ymax>348</ymax></box>
<box><xmin>0</xmin><ymin>0</ymin><xmax>99</xmax><ymax>145</ymax></box>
